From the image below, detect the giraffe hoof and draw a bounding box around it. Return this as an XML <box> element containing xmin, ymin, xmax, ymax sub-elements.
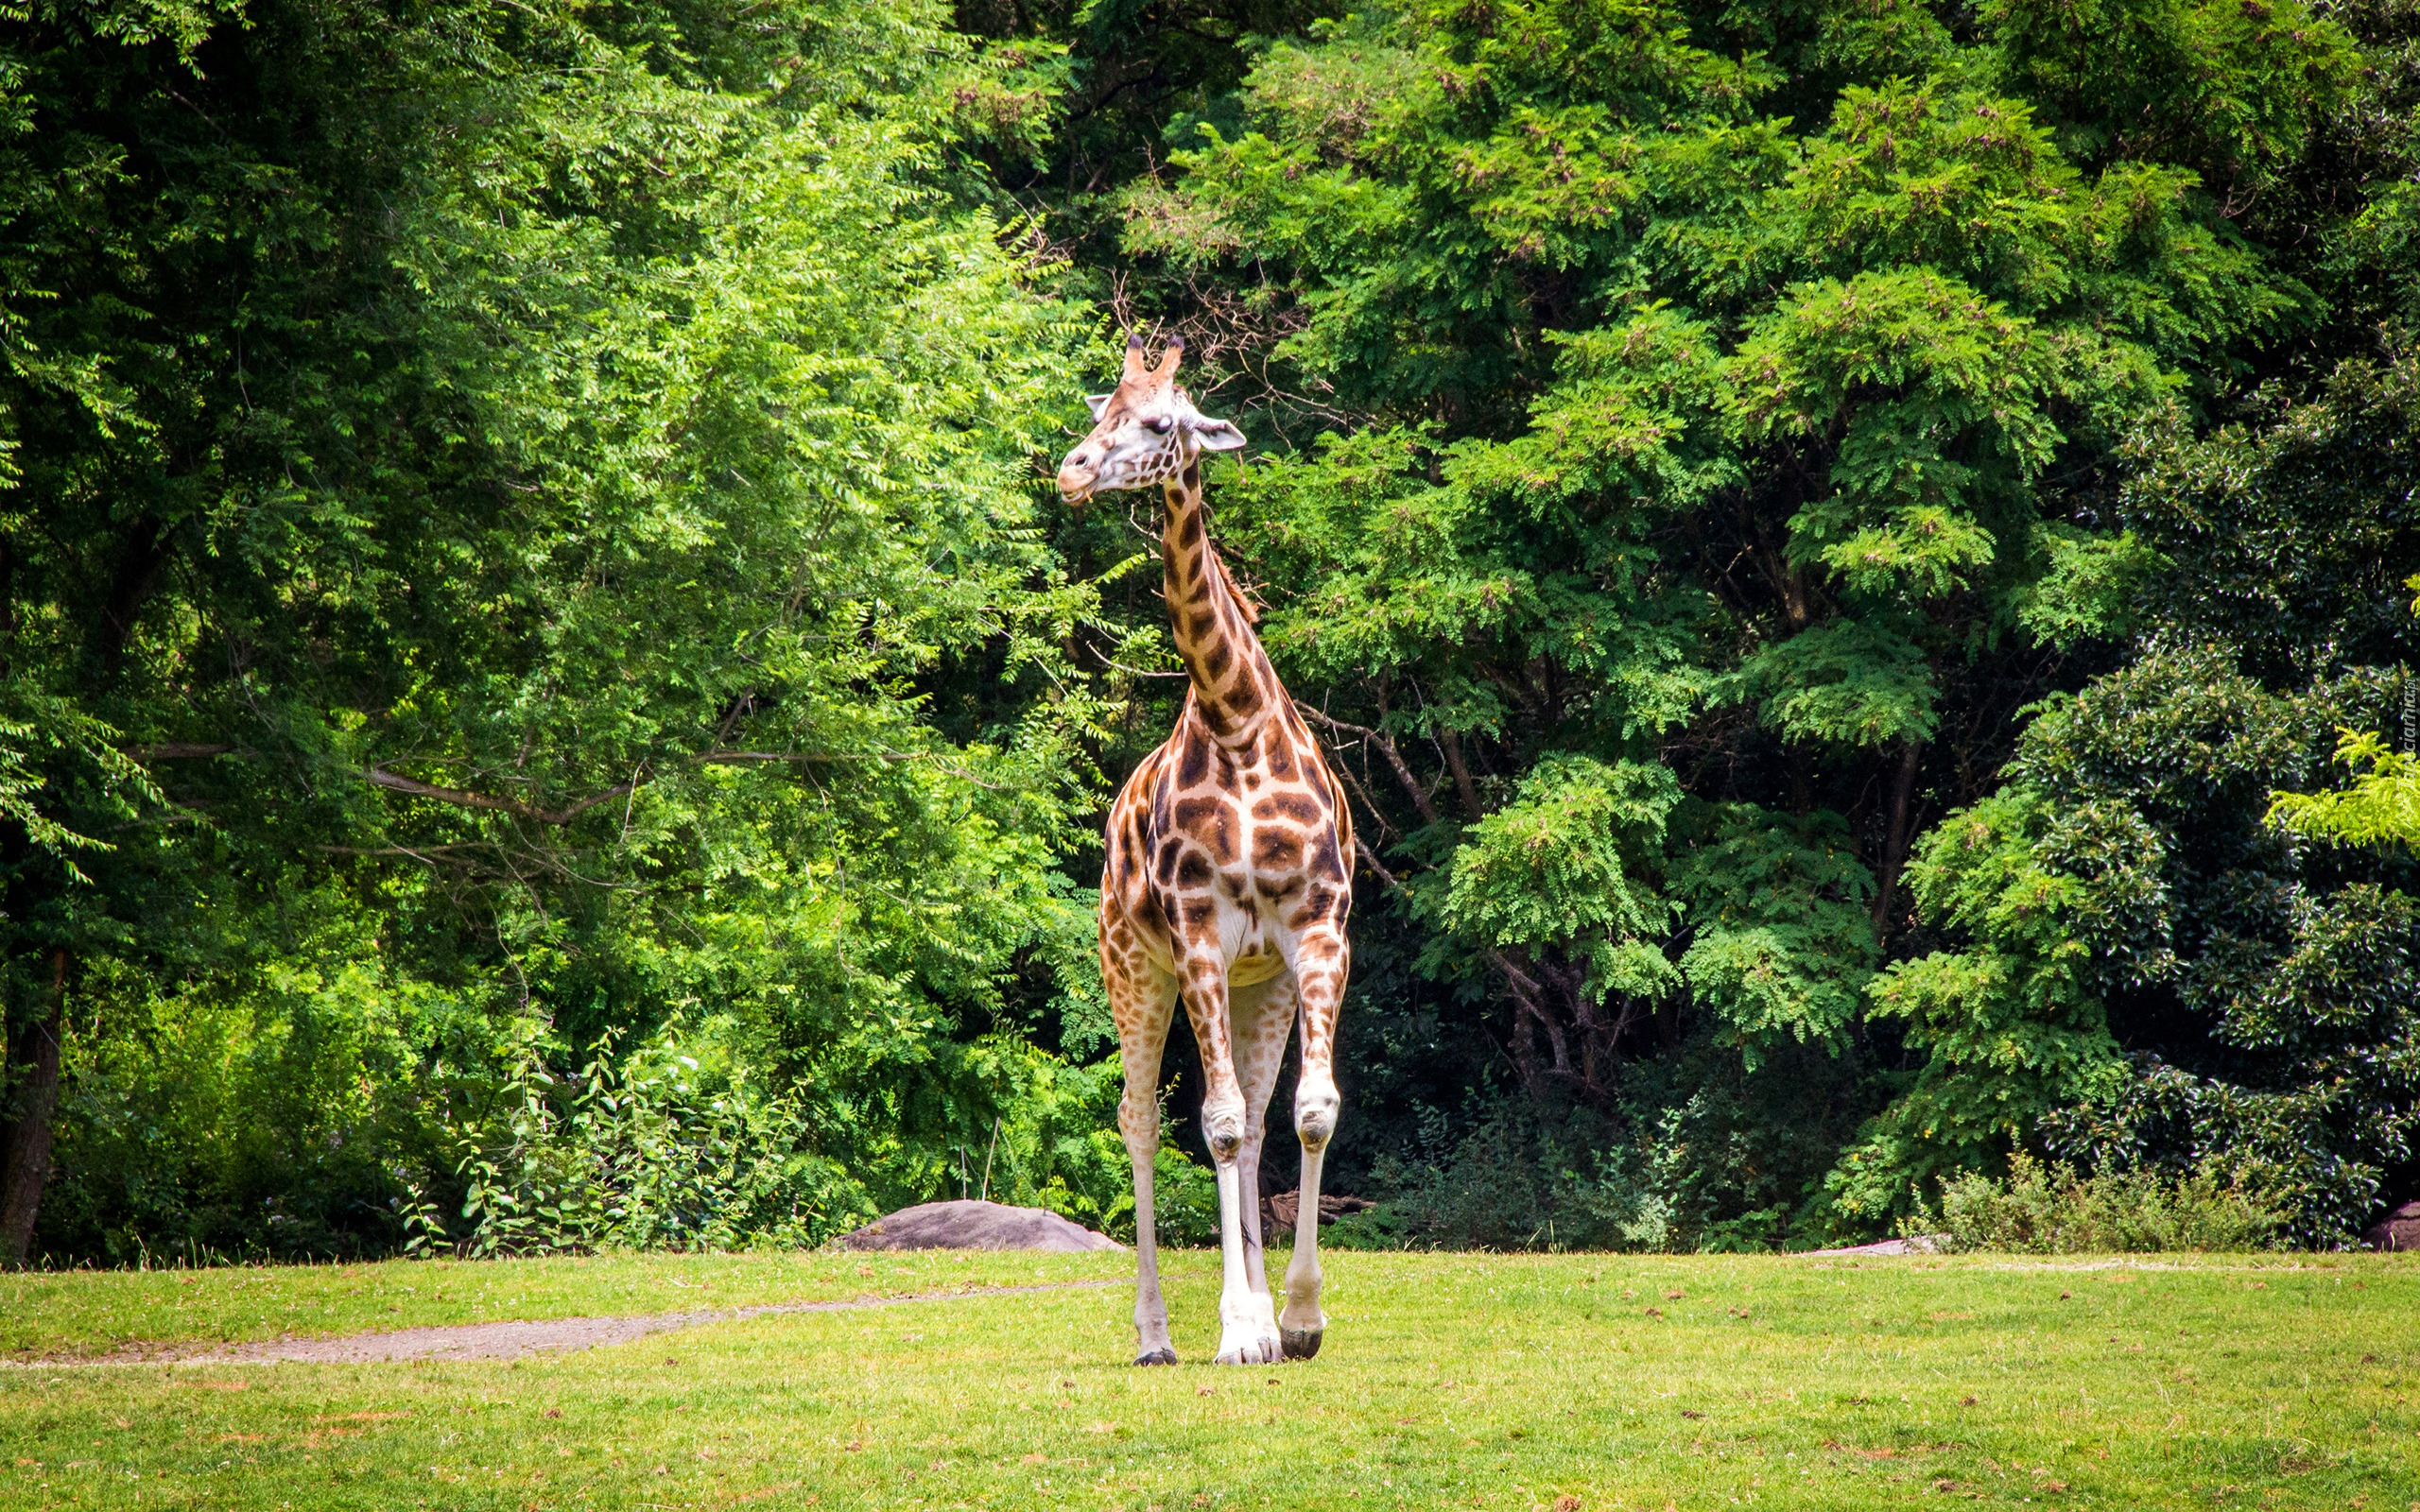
<box><xmin>1134</xmin><ymin>1347</ymin><xmax>1179</xmax><ymax>1367</ymax></box>
<box><xmin>1214</xmin><ymin>1332</ymin><xmax>1281</xmax><ymax>1366</ymax></box>
<box><xmin>1280</xmin><ymin>1327</ymin><xmax>1323</xmax><ymax>1360</ymax></box>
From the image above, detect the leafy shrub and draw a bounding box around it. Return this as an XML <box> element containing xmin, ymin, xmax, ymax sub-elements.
<box><xmin>1916</xmin><ymin>1152</ymin><xmax>2285</xmax><ymax>1253</ymax></box>
<box><xmin>936</xmin><ymin>1054</ymin><xmax>1216</xmax><ymax>1247</ymax></box>
<box><xmin>420</xmin><ymin>1022</ymin><xmax>1220</xmax><ymax>1255</ymax></box>
<box><xmin>417</xmin><ymin>1024</ymin><xmax>861</xmax><ymax>1256</ymax></box>
<box><xmin>1322</xmin><ymin>1202</ymin><xmax>1419</xmax><ymax>1250</ymax></box>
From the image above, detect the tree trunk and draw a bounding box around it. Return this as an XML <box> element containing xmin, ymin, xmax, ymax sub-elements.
<box><xmin>0</xmin><ymin>949</ymin><xmax>67</xmax><ymax>1268</ymax></box>
<box><xmin>1438</xmin><ymin>729</ymin><xmax>1483</xmax><ymax>819</ymax></box>
<box><xmin>1870</xmin><ymin>739</ymin><xmax>1925</xmax><ymax>946</ymax></box>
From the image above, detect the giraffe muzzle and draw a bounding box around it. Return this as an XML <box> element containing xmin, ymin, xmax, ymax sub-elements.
<box><xmin>1057</xmin><ymin>453</ymin><xmax>1100</xmax><ymax>504</ymax></box>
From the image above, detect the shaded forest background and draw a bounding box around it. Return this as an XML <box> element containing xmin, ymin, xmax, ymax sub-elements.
<box><xmin>2</xmin><ymin>0</ymin><xmax>2417</xmax><ymax>1265</ymax></box>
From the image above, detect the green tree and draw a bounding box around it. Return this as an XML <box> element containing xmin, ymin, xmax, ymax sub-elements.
<box><xmin>9</xmin><ymin>0</ymin><xmax>2418</xmax><ymax>1261</ymax></box>
<box><xmin>0</xmin><ymin>0</ymin><xmax>1116</xmax><ymax>1263</ymax></box>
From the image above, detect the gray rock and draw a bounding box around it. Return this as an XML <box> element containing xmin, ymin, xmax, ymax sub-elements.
<box><xmin>2364</xmin><ymin>1199</ymin><xmax>2420</xmax><ymax>1251</ymax></box>
<box><xmin>838</xmin><ymin>1199</ymin><xmax>1124</xmax><ymax>1253</ymax></box>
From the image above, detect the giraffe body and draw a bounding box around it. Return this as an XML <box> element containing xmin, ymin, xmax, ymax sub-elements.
<box><xmin>1060</xmin><ymin>335</ymin><xmax>1354</xmax><ymax>1366</ymax></box>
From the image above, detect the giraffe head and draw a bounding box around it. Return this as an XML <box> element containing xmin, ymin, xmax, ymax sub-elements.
<box><xmin>1056</xmin><ymin>334</ymin><xmax>1246</xmax><ymax>504</ymax></box>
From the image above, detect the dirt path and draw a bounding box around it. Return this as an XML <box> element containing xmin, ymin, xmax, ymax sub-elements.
<box><xmin>33</xmin><ymin>1280</ymin><xmax>1125</xmax><ymax>1366</ymax></box>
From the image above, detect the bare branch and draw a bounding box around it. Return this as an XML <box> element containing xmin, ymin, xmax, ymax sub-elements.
<box><xmin>1438</xmin><ymin>728</ymin><xmax>1483</xmax><ymax>819</ymax></box>
<box><xmin>1295</xmin><ymin>702</ymin><xmax>1442</xmax><ymax>825</ymax></box>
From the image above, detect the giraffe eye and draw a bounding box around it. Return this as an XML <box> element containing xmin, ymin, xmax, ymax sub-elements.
<box><xmin>1145</xmin><ymin>415</ymin><xmax>1174</xmax><ymax>434</ymax></box>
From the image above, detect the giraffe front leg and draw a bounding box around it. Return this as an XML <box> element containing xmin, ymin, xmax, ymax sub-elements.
<box><xmin>1282</xmin><ymin>936</ymin><xmax>1348</xmax><ymax>1359</ymax></box>
<box><xmin>1208</xmin><ymin>1153</ymin><xmax>1280</xmax><ymax>1366</ymax></box>
<box><xmin>1280</xmin><ymin>1133</ymin><xmax>1331</xmax><ymax>1359</ymax></box>
<box><xmin>1180</xmin><ymin>954</ymin><xmax>1280</xmax><ymax>1366</ymax></box>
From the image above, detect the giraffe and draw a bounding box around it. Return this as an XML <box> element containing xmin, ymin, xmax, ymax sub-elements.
<box><xmin>1057</xmin><ymin>334</ymin><xmax>1355</xmax><ymax>1367</ymax></box>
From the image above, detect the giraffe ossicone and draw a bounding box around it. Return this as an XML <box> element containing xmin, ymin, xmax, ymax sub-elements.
<box><xmin>1060</xmin><ymin>334</ymin><xmax>1354</xmax><ymax>1367</ymax></box>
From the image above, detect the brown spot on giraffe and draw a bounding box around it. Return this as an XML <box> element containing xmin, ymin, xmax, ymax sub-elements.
<box><xmin>1254</xmin><ymin>792</ymin><xmax>1322</xmax><ymax>825</ymax></box>
<box><xmin>1252</xmin><ymin>825</ymin><xmax>1305</xmax><ymax>873</ymax></box>
<box><xmin>1056</xmin><ymin>334</ymin><xmax>1354</xmax><ymax>1369</ymax></box>
<box><xmin>1171</xmin><ymin>797</ymin><xmax>1238</xmax><ymax>864</ymax></box>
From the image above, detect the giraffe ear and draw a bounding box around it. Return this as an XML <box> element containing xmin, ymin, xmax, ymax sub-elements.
<box><xmin>1084</xmin><ymin>394</ymin><xmax>1112</xmax><ymax>420</ymax></box>
<box><xmin>1189</xmin><ymin>416</ymin><xmax>1246</xmax><ymax>452</ymax></box>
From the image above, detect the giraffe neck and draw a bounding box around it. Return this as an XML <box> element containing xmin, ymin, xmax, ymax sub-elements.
<box><xmin>1162</xmin><ymin>463</ymin><xmax>1272</xmax><ymax>742</ymax></box>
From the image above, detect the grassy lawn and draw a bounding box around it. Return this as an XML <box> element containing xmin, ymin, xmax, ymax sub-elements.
<box><xmin>3</xmin><ymin>1248</ymin><xmax>2415</xmax><ymax>1509</ymax></box>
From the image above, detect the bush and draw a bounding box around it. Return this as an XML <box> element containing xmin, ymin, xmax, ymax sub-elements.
<box><xmin>930</xmin><ymin>1052</ymin><xmax>1139</xmax><ymax>1242</ymax></box>
<box><xmin>421</xmin><ymin>1023</ymin><xmax>860</xmax><ymax>1256</ymax></box>
<box><xmin>1918</xmin><ymin>1152</ymin><xmax>2286</xmax><ymax>1253</ymax></box>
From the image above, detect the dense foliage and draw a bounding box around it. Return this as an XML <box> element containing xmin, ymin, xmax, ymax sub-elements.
<box><xmin>0</xmin><ymin>0</ymin><xmax>1151</xmax><ymax>1262</ymax></box>
<box><xmin>2</xmin><ymin>0</ymin><xmax>2416</xmax><ymax>1262</ymax></box>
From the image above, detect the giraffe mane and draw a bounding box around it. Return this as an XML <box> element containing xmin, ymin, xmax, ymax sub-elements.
<box><xmin>1206</xmin><ymin>538</ymin><xmax>1261</xmax><ymax>627</ymax></box>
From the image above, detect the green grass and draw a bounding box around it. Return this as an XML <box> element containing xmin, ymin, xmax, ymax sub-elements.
<box><xmin>5</xmin><ymin>1249</ymin><xmax>2416</xmax><ymax>1509</ymax></box>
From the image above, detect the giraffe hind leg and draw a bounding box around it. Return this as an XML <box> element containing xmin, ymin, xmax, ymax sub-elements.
<box><xmin>1107</xmin><ymin>946</ymin><xmax>1180</xmax><ymax>1366</ymax></box>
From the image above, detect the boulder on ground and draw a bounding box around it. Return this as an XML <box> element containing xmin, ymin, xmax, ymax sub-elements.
<box><xmin>2364</xmin><ymin>1199</ymin><xmax>2420</xmax><ymax>1251</ymax></box>
<box><xmin>838</xmin><ymin>1199</ymin><xmax>1123</xmax><ymax>1253</ymax></box>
